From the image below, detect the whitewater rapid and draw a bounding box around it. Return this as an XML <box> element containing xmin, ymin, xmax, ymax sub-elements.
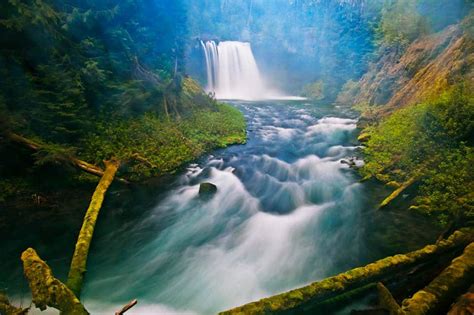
<box><xmin>73</xmin><ymin>101</ymin><xmax>367</xmax><ymax>315</ymax></box>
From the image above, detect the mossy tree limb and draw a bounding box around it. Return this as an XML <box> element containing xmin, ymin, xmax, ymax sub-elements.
<box><xmin>66</xmin><ymin>159</ymin><xmax>120</xmax><ymax>297</ymax></box>
<box><xmin>219</xmin><ymin>229</ymin><xmax>474</xmax><ymax>314</ymax></box>
<box><xmin>7</xmin><ymin>132</ymin><xmax>129</xmax><ymax>184</ymax></box>
<box><xmin>379</xmin><ymin>176</ymin><xmax>417</xmax><ymax>209</ymax></box>
<box><xmin>401</xmin><ymin>242</ymin><xmax>474</xmax><ymax>315</ymax></box>
<box><xmin>21</xmin><ymin>248</ymin><xmax>88</xmax><ymax>315</ymax></box>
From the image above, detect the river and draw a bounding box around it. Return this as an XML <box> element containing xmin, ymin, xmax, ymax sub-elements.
<box><xmin>2</xmin><ymin>100</ymin><xmax>441</xmax><ymax>314</ymax></box>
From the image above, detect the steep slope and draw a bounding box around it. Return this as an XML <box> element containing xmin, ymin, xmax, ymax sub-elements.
<box><xmin>353</xmin><ymin>16</ymin><xmax>473</xmax><ymax>113</ymax></box>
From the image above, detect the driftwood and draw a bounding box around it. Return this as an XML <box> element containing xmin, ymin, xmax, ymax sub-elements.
<box><xmin>66</xmin><ymin>159</ymin><xmax>120</xmax><ymax>297</ymax></box>
<box><xmin>219</xmin><ymin>228</ymin><xmax>474</xmax><ymax>314</ymax></box>
<box><xmin>21</xmin><ymin>248</ymin><xmax>88</xmax><ymax>315</ymax></box>
<box><xmin>115</xmin><ymin>299</ymin><xmax>138</xmax><ymax>315</ymax></box>
<box><xmin>379</xmin><ymin>177</ymin><xmax>417</xmax><ymax>209</ymax></box>
<box><xmin>7</xmin><ymin>132</ymin><xmax>129</xmax><ymax>184</ymax></box>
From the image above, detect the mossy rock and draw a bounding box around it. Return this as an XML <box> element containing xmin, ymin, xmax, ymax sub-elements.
<box><xmin>199</xmin><ymin>182</ymin><xmax>217</xmax><ymax>199</ymax></box>
<box><xmin>357</xmin><ymin>132</ymin><xmax>371</xmax><ymax>142</ymax></box>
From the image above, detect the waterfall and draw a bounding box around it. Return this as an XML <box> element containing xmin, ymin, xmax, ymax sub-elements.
<box><xmin>201</xmin><ymin>40</ymin><xmax>276</xmax><ymax>100</ymax></box>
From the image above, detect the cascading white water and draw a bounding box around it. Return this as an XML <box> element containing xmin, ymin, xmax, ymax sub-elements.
<box><xmin>201</xmin><ymin>41</ymin><xmax>280</xmax><ymax>100</ymax></box>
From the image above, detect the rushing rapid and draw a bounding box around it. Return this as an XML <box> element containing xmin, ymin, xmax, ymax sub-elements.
<box><xmin>80</xmin><ymin>101</ymin><xmax>368</xmax><ymax>314</ymax></box>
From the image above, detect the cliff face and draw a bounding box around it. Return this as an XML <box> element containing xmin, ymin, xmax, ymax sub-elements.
<box><xmin>352</xmin><ymin>16</ymin><xmax>473</xmax><ymax>112</ymax></box>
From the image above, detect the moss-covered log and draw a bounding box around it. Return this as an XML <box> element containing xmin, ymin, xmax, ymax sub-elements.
<box><xmin>219</xmin><ymin>228</ymin><xmax>474</xmax><ymax>315</ymax></box>
<box><xmin>379</xmin><ymin>177</ymin><xmax>417</xmax><ymax>209</ymax></box>
<box><xmin>21</xmin><ymin>248</ymin><xmax>88</xmax><ymax>315</ymax></box>
<box><xmin>400</xmin><ymin>242</ymin><xmax>474</xmax><ymax>314</ymax></box>
<box><xmin>66</xmin><ymin>159</ymin><xmax>120</xmax><ymax>297</ymax></box>
<box><xmin>7</xmin><ymin>132</ymin><xmax>129</xmax><ymax>184</ymax></box>
<box><xmin>0</xmin><ymin>293</ymin><xmax>29</xmax><ymax>315</ymax></box>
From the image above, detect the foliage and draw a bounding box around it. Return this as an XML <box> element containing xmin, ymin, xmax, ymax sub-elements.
<box><xmin>0</xmin><ymin>0</ymin><xmax>250</xmax><ymax>184</ymax></box>
<box><xmin>0</xmin><ymin>0</ymin><xmax>190</xmax><ymax>146</ymax></box>
<box><xmin>81</xmin><ymin>103</ymin><xmax>246</xmax><ymax>181</ymax></box>
<box><xmin>301</xmin><ymin>80</ymin><xmax>325</xmax><ymax>101</ymax></box>
<box><xmin>376</xmin><ymin>0</ymin><xmax>429</xmax><ymax>48</ymax></box>
<box><xmin>361</xmin><ymin>84</ymin><xmax>474</xmax><ymax>224</ymax></box>
<box><xmin>336</xmin><ymin>80</ymin><xmax>360</xmax><ymax>105</ymax></box>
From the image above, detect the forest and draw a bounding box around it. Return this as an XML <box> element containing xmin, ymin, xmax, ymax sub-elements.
<box><xmin>0</xmin><ymin>0</ymin><xmax>473</xmax><ymax>314</ymax></box>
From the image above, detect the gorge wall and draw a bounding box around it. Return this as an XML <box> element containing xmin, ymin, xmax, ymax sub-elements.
<box><xmin>346</xmin><ymin>14</ymin><xmax>473</xmax><ymax>113</ymax></box>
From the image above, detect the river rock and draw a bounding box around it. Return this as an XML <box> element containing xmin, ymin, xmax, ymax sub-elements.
<box><xmin>199</xmin><ymin>182</ymin><xmax>217</xmax><ymax>199</ymax></box>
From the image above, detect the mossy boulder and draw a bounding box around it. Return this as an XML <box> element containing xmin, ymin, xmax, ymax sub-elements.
<box><xmin>199</xmin><ymin>182</ymin><xmax>217</xmax><ymax>199</ymax></box>
<box><xmin>357</xmin><ymin>132</ymin><xmax>371</xmax><ymax>143</ymax></box>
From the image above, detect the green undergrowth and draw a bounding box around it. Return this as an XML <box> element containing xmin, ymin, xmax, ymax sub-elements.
<box><xmin>360</xmin><ymin>84</ymin><xmax>474</xmax><ymax>225</ymax></box>
<box><xmin>80</xmin><ymin>103</ymin><xmax>246</xmax><ymax>181</ymax></box>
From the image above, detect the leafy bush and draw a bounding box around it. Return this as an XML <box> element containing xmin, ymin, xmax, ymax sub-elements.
<box><xmin>361</xmin><ymin>84</ymin><xmax>474</xmax><ymax>224</ymax></box>
<box><xmin>80</xmin><ymin>103</ymin><xmax>246</xmax><ymax>181</ymax></box>
<box><xmin>376</xmin><ymin>0</ymin><xmax>429</xmax><ymax>48</ymax></box>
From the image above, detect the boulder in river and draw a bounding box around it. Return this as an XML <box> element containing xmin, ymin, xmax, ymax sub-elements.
<box><xmin>199</xmin><ymin>182</ymin><xmax>217</xmax><ymax>199</ymax></box>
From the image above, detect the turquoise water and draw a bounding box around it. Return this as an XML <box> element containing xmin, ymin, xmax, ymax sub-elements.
<box><xmin>84</xmin><ymin>100</ymin><xmax>370</xmax><ymax>314</ymax></box>
<box><xmin>1</xmin><ymin>101</ymin><xmax>441</xmax><ymax>314</ymax></box>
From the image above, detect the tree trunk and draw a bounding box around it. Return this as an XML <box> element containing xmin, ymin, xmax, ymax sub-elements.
<box><xmin>21</xmin><ymin>248</ymin><xmax>88</xmax><ymax>315</ymax></box>
<box><xmin>66</xmin><ymin>159</ymin><xmax>120</xmax><ymax>297</ymax></box>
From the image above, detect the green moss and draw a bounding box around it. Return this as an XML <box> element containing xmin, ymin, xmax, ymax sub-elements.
<box><xmin>360</xmin><ymin>84</ymin><xmax>474</xmax><ymax>223</ymax></box>
<box><xmin>78</xmin><ymin>102</ymin><xmax>245</xmax><ymax>181</ymax></box>
<box><xmin>21</xmin><ymin>248</ymin><xmax>88</xmax><ymax>315</ymax></box>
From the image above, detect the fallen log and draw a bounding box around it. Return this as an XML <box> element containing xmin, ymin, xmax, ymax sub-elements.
<box><xmin>400</xmin><ymin>242</ymin><xmax>474</xmax><ymax>314</ymax></box>
<box><xmin>6</xmin><ymin>132</ymin><xmax>129</xmax><ymax>184</ymax></box>
<box><xmin>379</xmin><ymin>177</ymin><xmax>417</xmax><ymax>209</ymax></box>
<box><xmin>219</xmin><ymin>228</ymin><xmax>474</xmax><ymax>314</ymax></box>
<box><xmin>66</xmin><ymin>159</ymin><xmax>120</xmax><ymax>297</ymax></box>
<box><xmin>21</xmin><ymin>248</ymin><xmax>88</xmax><ymax>315</ymax></box>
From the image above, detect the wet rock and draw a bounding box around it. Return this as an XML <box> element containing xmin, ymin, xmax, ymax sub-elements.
<box><xmin>199</xmin><ymin>182</ymin><xmax>217</xmax><ymax>199</ymax></box>
<box><xmin>341</xmin><ymin>157</ymin><xmax>358</xmax><ymax>168</ymax></box>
